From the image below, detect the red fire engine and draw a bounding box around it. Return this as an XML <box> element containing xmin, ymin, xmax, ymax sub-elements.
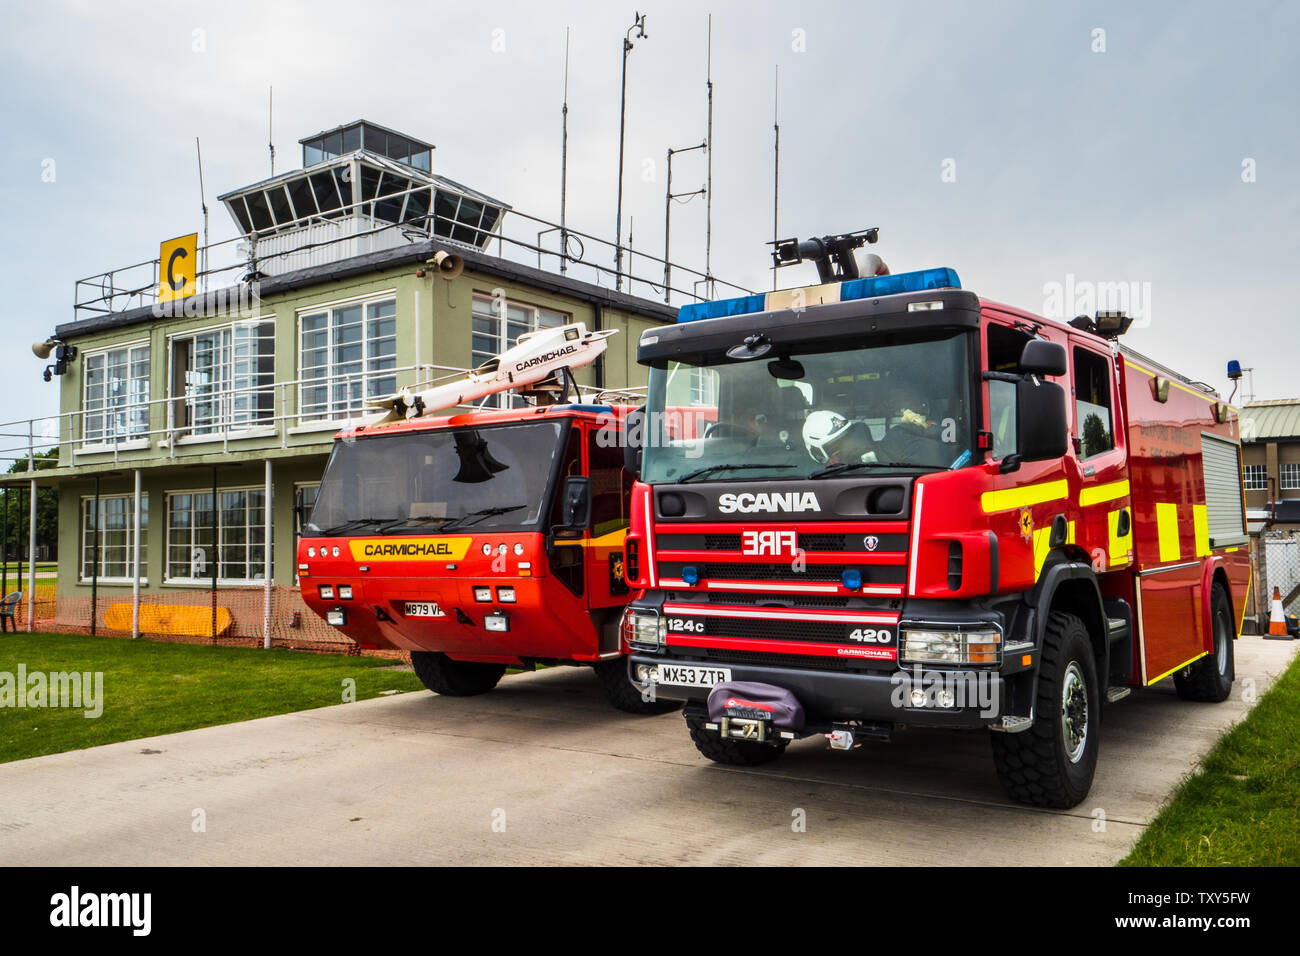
<box><xmin>298</xmin><ymin>322</ymin><xmax>673</xmax><ymax>713</ymax></box>
<box><xmin>621</xmin><ymin>232</ymin><xmax>1250</xmax><ymax>807</ymax></box>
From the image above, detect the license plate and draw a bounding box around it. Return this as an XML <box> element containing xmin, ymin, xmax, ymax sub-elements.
<box><xmin>404</xmin><ymin>601</ymin><xmax>446</xmax><ymax>618</ymax></box>
<box><xmin>652</xmin><ymin>664</ymin><xmax>731</xmax><ymax>688</ymax></box>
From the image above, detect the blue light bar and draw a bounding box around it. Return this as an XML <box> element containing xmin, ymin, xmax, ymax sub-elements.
<box><xmin>839</xmin><ymin>267</ymin><xmax>961</xmax><ymax>302</ymax></box>
<box><xmin>677</xmin><ymin>293</ymin><xmax>767</xmax><ymax>324</ymax></box>
<box><xmin>675</xmin><ymin>267</ymin><xmax>961</xmax><ymax>323</ymax></box>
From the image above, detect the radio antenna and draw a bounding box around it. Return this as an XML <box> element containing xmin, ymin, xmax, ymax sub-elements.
<box><xmin>704</xmin><ymin>14</ymin><xmax>714</xmax><ymax>298</ymax></box>
<box><xmin>196</xmin><ymin>137</ymin><xmax>209</xmax><ymax>293</ymax></box>
<box><xmin>560</xmin><ymin>27</ymin><xmax>571</xmax><ymax>274</ymax></box>
<box><xmin>268</xmin><ymin>86</ymin><xmax>275</xmax><ymax>176</ymax></box>
<box><xmin>772</xmin><ymin>65</ymin><xmax>780</xmax><ymax>291</ymax></box>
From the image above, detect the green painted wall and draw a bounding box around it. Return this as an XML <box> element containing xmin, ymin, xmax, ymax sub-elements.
<box><xmin>51</xmin><ymin>255</ymin><xmax>671</xmax><ymax>596</ymax></box>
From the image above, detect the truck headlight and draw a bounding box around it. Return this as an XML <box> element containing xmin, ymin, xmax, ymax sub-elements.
<box><xmin>901</xmin><ymin>626</ymin><xmax>1001</xmax><ymax>665</ymax></box>
<box><xmin>623</xmin><ymin>608</ymin><xmax>666</xmax><ymax>648</ymax></box>
<box><xmin>338</xmin><ymin>585</ymin><xmax>353</xmax><ymax>600</ymax></box>
<box><xmin>496</xmin><ymin>586</ymin><xmax>516</xmax><ymax>603</ymax></box>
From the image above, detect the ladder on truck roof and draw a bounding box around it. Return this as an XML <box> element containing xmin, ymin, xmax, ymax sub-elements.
<box><xmin>365</xmin><ymin>322</ymin><xmax>618</xmax><ymax>425</ymax></box>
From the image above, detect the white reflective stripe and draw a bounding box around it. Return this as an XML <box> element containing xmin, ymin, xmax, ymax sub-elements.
<box><xmin>659</xmin><ymin>578</ymin><xmax>841</xmax><ymax>593</ymax></box>
<box><xmin>663</xmin><ymin>603</ymin><xmax>898</xmax><ymax>624</ymax></box>
<box><xmin>908</xmin><ymin>482</ymin><xmax>924</xmax><ymax>596</ymax></box>
<box><xmin>644</xmin><ymin>487</ymin><xmax>658</xmax><ymax>588</ymax></box>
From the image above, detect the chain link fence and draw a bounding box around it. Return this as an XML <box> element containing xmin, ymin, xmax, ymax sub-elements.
<box><xmin>1252</xmin><ymin>530</ymin><xmax>1300</xmax><ymax>632</ymax></box>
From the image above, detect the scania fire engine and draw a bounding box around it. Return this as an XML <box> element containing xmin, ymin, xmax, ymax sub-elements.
<box><xmin>621</xmin><ymin>231</ymin><xmax>1250</xmax><ymax>807</ymax></box>
<box><xmin>298</xmin><ymin>321</ymin><xmax>673</xmax><ymax>713</ymax></box>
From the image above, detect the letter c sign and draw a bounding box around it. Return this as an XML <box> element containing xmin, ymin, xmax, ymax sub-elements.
<box><xmin>158</xmin><ymin>233</ymin><xmax>198</xmax><ymax>302</ymax></box>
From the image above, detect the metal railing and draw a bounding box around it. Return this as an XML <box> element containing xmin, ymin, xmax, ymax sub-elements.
<box><xmin>73</xmin><ymin>181</ymin><xmax>753</xmax><ymax>321</ymax></box>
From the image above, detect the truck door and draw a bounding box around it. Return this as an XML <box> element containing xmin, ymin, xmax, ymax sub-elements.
<box><xmin>1067</xmin><ymin>340</ymin><xmax>1133</xmax><ymax>575</ymax></box>
<box><xmin>548</xmin><ymin>425</ymin><xmax>585</xmax><ymax>597</ymax></box>
<box><xmin>585</xmin><ymin>424</ymin><xmax>633</xmax><ymax>614</ymax></box>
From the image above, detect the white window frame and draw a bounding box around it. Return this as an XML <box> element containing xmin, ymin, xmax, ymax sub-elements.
<box><xmin>297</xmin><ymin>291</ymin><xmax>398</xmax><ymax>424</ymax></box>
<box><xmin>80</xmin><ymin>493</ymin><xmax>148</xmax><ymax>584</ymax></box>
<box><xmin>167</xmin><ymin>317</ymin><xmax>276</xmax><ymax>438</ymax></box>
<box><xmin>1280</xmin><ymin>463</ymin><xmax>1300</xmax><ymax>491</ymax></box>
<box><xmin>470</xmin><ymin>294</ymin><xmax>570</xmax><ymax>408</ymax></box>
<box><xmin>1242</xmin><ymin>463</ymin><xmax>1269</xmax><ymax>491</ymax></box>
<box><xmin>81</xmin><ymin>339</ymin><xmax>151</xmax><ymax>446</ymax></box>
<box><xmin>164</xmin><ymin>485</ymin><xmax>271</xmax><ymax>586</ymax></box>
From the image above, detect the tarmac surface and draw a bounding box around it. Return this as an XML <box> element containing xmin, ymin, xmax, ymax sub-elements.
<box><xmin>1</xmin><ymin>635</ymin><xmax>1295</xmax><ymax>866</ymax></box>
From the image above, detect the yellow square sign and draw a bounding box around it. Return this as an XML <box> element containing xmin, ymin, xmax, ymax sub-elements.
<box><xmin>159</xmin><ymin>233</ymin><xmax>198</xmax><ymax>302</ymax></box>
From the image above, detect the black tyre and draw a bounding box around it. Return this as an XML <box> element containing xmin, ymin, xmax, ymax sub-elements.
<box><xmin>1174</xmin><ymin>583</ymin><xmax>1235</xmax><ymax>703</ymax></box>
<box><xmin>686</xmin><ymin>715</ymin><xmax>788</xmax><ymax>767</ymax></box>
<box><xmin>409</xmin><ymin>651</ymin><xmax>505</xmax><ymax>697</ymax></box>
<box><xmin>990</xmin><ymin>611</ymin><xmax>1100</xmax><ymax>808</ymax></box>
<box><xmin>594</xmin><ymin>659</ymin><xmax>680</xmax><ymax>714</ymax></box>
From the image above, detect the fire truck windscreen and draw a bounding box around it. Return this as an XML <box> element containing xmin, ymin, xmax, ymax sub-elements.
<box><xmin>307</xmin><ymin>420</ymin><xmax>565</xmax><ymax>536</ymax></box>
<box><xmin>640</xmin><ymin>329</ymin><xmax>972</xmax><ymax>482</ymax></box>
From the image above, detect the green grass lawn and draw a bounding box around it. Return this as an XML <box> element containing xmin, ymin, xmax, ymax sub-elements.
<box><xmin>0</xmin><ymin>633</ymin><xmax>423</xmax><ymax>763</ymax></box>
<box><xmin>1120</xmin><ymin>652</ymin><xmax>1300</xmax><ymax>866</ymax></box>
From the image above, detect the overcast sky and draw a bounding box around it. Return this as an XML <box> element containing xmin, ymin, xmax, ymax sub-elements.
<box><xmin>1</xmin><ymin>0</ymin><xmax>1296</xmax><ymax>429</ymax></box>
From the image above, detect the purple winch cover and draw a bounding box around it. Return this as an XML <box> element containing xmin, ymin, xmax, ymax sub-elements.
<box><xmin>707</xmin><ymin>681</ymin><xmax>806</xmax><ymax>731</ymax></box>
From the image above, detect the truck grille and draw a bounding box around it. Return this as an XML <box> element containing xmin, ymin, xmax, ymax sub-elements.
<box><xmin>661</xmin><ymin>532</ymin><xmax>907</xmax><ymax>553</ymax></box>
<box><xmin>660</xmin><ymin>561</ymin><xmax>906</xmax><ymax>585</ymax></box>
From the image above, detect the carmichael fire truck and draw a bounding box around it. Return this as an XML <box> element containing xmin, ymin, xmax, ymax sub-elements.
<box><xmin>298</xmin><ymin>320</ymin><xmax>673</xmax><ymax>714</ymax></box>
<box><xmin>621</xmin><ymin>230</ymin><xmax>1251</xmax><ymax>807</ymax></box>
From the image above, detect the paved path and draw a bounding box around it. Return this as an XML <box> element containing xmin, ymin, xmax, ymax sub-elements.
<box><xmin>1</xmin><ymin>636</ymin><xmax>1294</xmax><ymax>866</ymax></box>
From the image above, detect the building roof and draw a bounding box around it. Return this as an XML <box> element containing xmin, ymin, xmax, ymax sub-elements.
<box><xmin>1241</xmin><ymin>399</ymin><xmax>1300</xmax><ymax>441</ymax></box>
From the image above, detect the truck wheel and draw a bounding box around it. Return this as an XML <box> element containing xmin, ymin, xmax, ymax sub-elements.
<box><xmin>1174</xmin><ymin>583</ymin><xmax>1235</xmax><ymax>703</ymax></box>
<box><xmin>686</xmin><ymin>715</ymin><xmax>788</xmax><ymax>767</ymax></box>
<box><xmin>409</xmin><ymin>651</ymin><xmax>505</xmax><ymax>697</ymax></box>
<box><xmin>990</xmin><ymin>611</ymin><xmax>1100</xmax><ymax>809</ymax></box>
<box><xmin>594</xmin><ymin>659</ymin><xmax>680</xmax><ymax>714</ymax></box>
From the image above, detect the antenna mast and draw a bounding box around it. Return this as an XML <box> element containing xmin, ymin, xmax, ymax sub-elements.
<box><xmin>196</xmin><ymin>137</ymin><xmax>209</xmax><ymax>294</ymax></box>
<box><xmin>704</xmin><ymin>14</ymin><xmax>714</xmax><ymax>298</ymax></box>
<box><xmin>268</xmin><ymin>87</ymin><xmax>275</xmax><ymax>176</ymax></box>
<box><xmin>772</xmin><ymin>65</ymin><xmax>780</xmax><ymax>291</ymax></box>
<box><xmin>560</xmin><ymin>27</ymin><xmax>571</xmax><ymax>275</ymax></box>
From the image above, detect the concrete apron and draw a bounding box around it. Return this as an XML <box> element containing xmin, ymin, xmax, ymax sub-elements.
<box><xmin>0</xmin><ymin>636</ymin><xmax>1295</xmax><ymax>866</ymax></box>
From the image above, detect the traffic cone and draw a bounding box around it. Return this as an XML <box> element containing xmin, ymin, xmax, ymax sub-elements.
<box><xmin>1268</xmin><ymin>586</ymin><xmax>1288</xmax><ymax>635</ymax></box>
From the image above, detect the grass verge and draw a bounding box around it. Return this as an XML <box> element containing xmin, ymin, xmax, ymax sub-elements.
<box><xmin>1120</xmin><ymin>650</ymin><xmax>1300</xmax><ymax>866</ymax></box>
<box><xmin>0</xmin><ymin>632</ymin><xmax>423</xmax><ymax>763</ymax></box>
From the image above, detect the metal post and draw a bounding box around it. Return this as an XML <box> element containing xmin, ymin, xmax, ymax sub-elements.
<box><xmin>90</xmin><ymin>475</ymin><xmax>100</xmax><ymax>636</ymax></box>
<box><xmin>27</xmin><ymin>479</ymin><xmax>36</xmax><ymax>632</ymax></box>
<box><xmin>16</xmin><ymin>486</ymin><xmax>24</xmax><ymax>591</ymax></box>
<box><xmin>614</xmin><ymin>13</ymin><xmax>647</xmax><ymax>292</ymax></box>
<box><xmin>263</xmin><ymin>459</ymin><xmax>272</xmax><ymax>649</ymax></box>
<box><xmin>704</xmin><ymin>14</ymin><xmax>714</xmax><ymax>298</ymax></box>
<box><xmin>132</xmin><ymin>469</ymin><xmax>142</xmax><ymax>639</ymax></box>
<box><xmin>2</xmin><ymin>487</ymin><xmax>8</xmax><ymax>598</ymax></box>
<box><xmin>211</xmin><ymin>466</ymin><xmax>218</xmax><ymax>643</ymax></box>
<box><xmin>414</xmin><ymin>288</ymin><xmax>421</xmax><ymax>382</ymax></box>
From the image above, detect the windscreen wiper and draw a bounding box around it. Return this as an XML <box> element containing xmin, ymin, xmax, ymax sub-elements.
<box><xmin>809</xmin><ymin>461</ymin><xmax>931</xmax><ymax>479</ymax></box>
<box><xmin>439</xmin><ymin>504</ymin><xmax>527</xmax><ymax>531</ymax></box>
<box><xmin>678</xmin><ymin>463</ymin><xmax>795</xmax><ymax>483</ymax></box>
<box><xmin>318</xmin><ymin>517</ymin><xmax>405</xmax><ymax>535</ymax></box>
<box><xmin>377</xmin><ymin>515</ymin><xmax>454</xmax><ymax>534</ymax></box>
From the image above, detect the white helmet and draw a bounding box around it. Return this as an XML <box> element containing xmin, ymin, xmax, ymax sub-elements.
<box><xmin>802</xmin><ymin>410</ymin><xmax>855</xmax><ymax>464</ymax></box>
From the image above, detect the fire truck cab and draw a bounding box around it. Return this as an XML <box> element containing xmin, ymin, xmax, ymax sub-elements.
<box><xmin>298</xmin><ymin>324</ymin><xmax>673</xmax><ymax>713</ymax></box>
<box><xmin>621</xmin><ymin>245</ymin><xmax>1250</xmax><ymax>807</ymax></box>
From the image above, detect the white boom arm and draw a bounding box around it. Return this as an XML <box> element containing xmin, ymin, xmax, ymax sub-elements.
<box><xmin>366</xmin><ymin>322</ymin><xmax>617</xmax><ymax>424</ymax></box>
